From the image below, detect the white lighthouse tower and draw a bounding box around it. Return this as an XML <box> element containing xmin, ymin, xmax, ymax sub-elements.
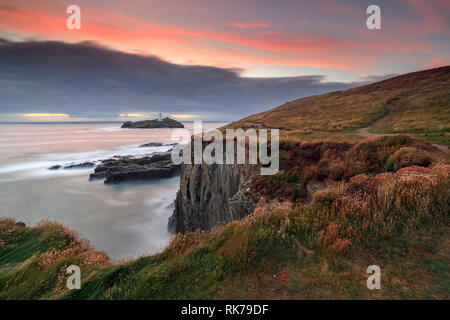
<box><xmin>158</xmin><ymin>112</ymin><xmax>162</xmax><ymax>121</ymax></box>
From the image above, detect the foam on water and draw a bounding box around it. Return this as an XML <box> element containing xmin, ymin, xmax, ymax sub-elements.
<box><xmin>0</xmin><ymin>144</ymin><xmax>171</xmax><ymax>177</ymax></box>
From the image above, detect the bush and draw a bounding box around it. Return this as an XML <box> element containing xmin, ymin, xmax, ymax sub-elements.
<box><xmin>385</xmin><ymin>147</ymin><xmax>434</xmax><ymax>171</ymax></box>
<box><xmin>345</xmin><ymin>135</ymin><xmax>433</xmax><ymax>174</ymax></box>
<box><xmin>327</xmin><ymin>161</ymin><xmax>348</xmax><ymax>180</ymax></box>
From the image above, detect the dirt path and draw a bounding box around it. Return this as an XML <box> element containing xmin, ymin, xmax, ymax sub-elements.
<box><xmin>356</xmin><ymin>109</ymin><xmax>449</xmax><ymax>153</ymax></box>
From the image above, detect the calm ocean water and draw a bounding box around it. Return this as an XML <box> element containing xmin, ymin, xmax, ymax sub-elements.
<box><xmin>0</xmin><ymin>122</ymin><xmax>227</xmax><ymax>260</ymax></box>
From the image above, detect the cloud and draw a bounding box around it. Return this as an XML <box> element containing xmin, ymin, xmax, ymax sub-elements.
<box><xmin>20</xmin><ymin>113</ymin><xmax>70</xmax><ymax>117</ymax></box>
<box><xmin>0</xmin><ymin>39</ymin><xmax>369</xmax><ymax>121</ymax></box>
<box><xmin>0</xmin><ymin>5</ymin><xmax>367</xmax><ymax>70</ymax></box>
<box><xmin>425</xmin><ymin>57</ymin><xmax>450</xmax><ymax>68</ymax></box>
<box><xmin>230</xmin><ymin>21</ymin><xmax>271</xmax><ymax>29</ymax></box>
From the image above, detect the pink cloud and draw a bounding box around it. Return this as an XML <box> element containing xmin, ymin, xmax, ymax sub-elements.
<box><xmin>0</xmin><ymin>2</ymin><xmax>446</xmax><ymax>75</ymax></box>
<box><xmin>401</xmin><ymin>0</ymin><xmax>449</xmax><ymax>31</ymax></box>
<box><xmin>425</xmin><ymin>57</ymin><xmax>450</xmax><ymax>68</ymax></box>
<box><xmin>0</xmin><ymin>6</ymin><xmax>360</xmax><ymax>69</ymax></box>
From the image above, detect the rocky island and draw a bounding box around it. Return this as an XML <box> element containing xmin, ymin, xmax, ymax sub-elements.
<box><xmin>121</xmin><ymin>117</ymin><xmax>184</xmax><ymax>129</ymax></box>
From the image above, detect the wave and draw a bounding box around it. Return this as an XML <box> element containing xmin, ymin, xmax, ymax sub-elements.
<box><xmin>75</xmin><ymin>126</ymin><xmax>123</xmax><ymax>133</ymax></box>
<box><xmin>0</xmin><ymin>139</ymin><xmax>153</xmax><ymax>147</ymax></box>
<box><xmin>0</xmin><ymin>143</ymin><xmax>174</xmax><ymax>178</ymax></box>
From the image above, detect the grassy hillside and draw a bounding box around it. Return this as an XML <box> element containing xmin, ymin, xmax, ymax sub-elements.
<box><xmin>225</xmin><ymin>66</ymin><xmax>450</xmax><ymax>146</ymax></box>
<box><xmin>1</xmin><ymin>135</ymin><xmax>449</xmax><ymax>299</ymax></box>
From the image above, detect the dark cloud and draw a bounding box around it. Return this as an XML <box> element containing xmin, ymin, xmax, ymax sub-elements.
<box><xmin>0</xmin><ymin>39</ymin><xmax>368</xmax><ymax>120</ymax></box>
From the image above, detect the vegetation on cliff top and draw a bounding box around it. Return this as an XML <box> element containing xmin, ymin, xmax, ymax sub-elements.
<box><xmin>253</xmin><ymin>135</ymin><xmax>442</xmax><ymax>204</ymax></box>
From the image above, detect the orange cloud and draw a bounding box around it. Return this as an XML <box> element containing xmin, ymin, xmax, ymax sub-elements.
<box><xmin>0</xmin><ymin>4</ymin><xmax>439</xmax><ymax>74</ymax></box>
<box><xmin>0</xmin><ymin>5</ymin><xmax>364</xmax><ymax>70</ymax></box>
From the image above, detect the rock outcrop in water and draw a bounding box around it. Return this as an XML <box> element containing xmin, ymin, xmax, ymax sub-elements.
<box><xmin>89</xmin><ymin>151</ymin><xmax>180</xmax><ymax>184</ymax></box>
<box><xmin>121</xmin><ymin>118</ymin><xmax>184</xmax><ymax>129</ymax></box>
<box><xmin>138</xmin><ymin>142</ymin><xmax>178</xmax><ymax>148</ymax></box>
<box><xmin>168</xmin><ymin>163</ymin><xmax>259</xmax><ymax>233</ymax></box>
<box><xmin>48</xmin><ymin>162</ymin><xmax>96</xmax><ymax>170</ymax></box>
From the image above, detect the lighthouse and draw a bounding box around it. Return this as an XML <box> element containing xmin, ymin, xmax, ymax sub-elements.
<box><xmin>158</xmin><ymin>112</ymin><xmax>162</xmax><ymax>121</ymax></box>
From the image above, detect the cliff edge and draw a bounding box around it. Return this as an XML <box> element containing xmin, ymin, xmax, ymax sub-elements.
<box><xmin>168</xmin><ymin>163</ymin><xmax>259</xmax><ymax>233</ymax></box>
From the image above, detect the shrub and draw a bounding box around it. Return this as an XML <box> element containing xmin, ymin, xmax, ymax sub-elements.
<box><xmin>385</xmin><ymin>147</ymin><xmax>434</xmax><ymax>171</ymax></box>
<box><xmin>345</xmin><ymin>135</ymin><xmax>432</xmax><ymax>174</ymax></box>
<box><xmin>327</xmin><ymin>161</ymin><xmax>348</xmax><ymax>180</ymax></box>
<box><xmin>303</xmin><ymin>165</ymin><xmax>321</xmax><ymax>180</ymax></box>
<box><xmin>311</xmin><ymin>183</ymin><xmax>346</xmax><ymax>208</ymax></box>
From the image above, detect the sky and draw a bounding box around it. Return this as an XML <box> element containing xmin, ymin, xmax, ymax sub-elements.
<box><xmin>0</xmin><ymin>0</ymin><xmax>449</xmax><ymax>122</ymax></box>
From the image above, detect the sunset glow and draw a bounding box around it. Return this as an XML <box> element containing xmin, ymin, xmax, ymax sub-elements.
<box><xmin>171</xmin><ymin>115</ymin><xmax>196</xmax><ymax>118</ymax></box>
<box><xmin>21</xmin><ymin>113</ymin><xmax>70</xmax><ymax>117</ymax></box>
<box><xmin>0</xmin><ymin>0</ymin><xmax>449</xmax><ymax>122</ymax></box>
<box><xmin>0</xmin><ymin>0</ymin><xmax>448</xmax><ymax>80</ymax></box>
<box><xmin>119</xmin><ymin>114</ymin><xmax>142</xmax><ymax>117</ymax></box>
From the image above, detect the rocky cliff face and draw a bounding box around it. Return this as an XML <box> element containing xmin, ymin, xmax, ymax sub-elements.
<box><xmin>168</xmin><ymin>163</ymin><xmax>259</xmax><ymax>233</ymax></box>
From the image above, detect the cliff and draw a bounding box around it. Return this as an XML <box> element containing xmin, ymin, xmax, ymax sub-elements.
<box><xmin>168</xmin><ymin>163</ymin><xmax>259</xmax><ymax>233</ymax></box>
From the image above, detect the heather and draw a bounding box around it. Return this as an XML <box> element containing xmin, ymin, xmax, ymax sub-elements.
<box><xmin>255</xmin><ymin>135</ymin><xmax>442</xmax><ymax>203</ymax></box>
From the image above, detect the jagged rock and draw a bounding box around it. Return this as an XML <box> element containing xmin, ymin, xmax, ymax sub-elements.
<box><xmin>228</xmin><ymin>191</ymin><xmax>256</xmax><ymax>219</ymax></box>
<box><xmin>138</xmin><ymin>142</ymin><xmax>179</xmax><ymax>148</ymax></box>
<box><xmin>138</xmin><ymin>142</ymin><xmax>164</xmax><ymax>147</ymax></box>
<box><xmin>168</xmin><ymin>163</ymin><xmax>259</xmax><ymax>233</ymax></box>
<box><xmin>89</xmin><ymin>151</ymin><xmax>180</xmax><ymax>184</ymax></box>
<box><xmin>63</xmin><ymin>162</ymin><xmax>96</xmax><ymax>169</ymax></box>
<box><xmin>49</xmin><ymin>162</ymin><xmax>95</xmax><ymax>170</ymax></box>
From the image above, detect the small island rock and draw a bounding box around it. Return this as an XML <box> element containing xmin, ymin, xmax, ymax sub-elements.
<box><xmin>121</xmin><ymin>117</ymin><xmax>184</xmax><ymax>129</ymax></box>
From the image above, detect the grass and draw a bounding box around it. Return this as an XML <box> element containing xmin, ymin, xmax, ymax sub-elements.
<box><xmin>1</xmin><ymin>138</ymin><xmax>449</xmax><ymax>299</ymax></box>
<box><xmin>224</xmin><ymin>66</ymin><xmax>450</xmax><ymax>146</ymax></box>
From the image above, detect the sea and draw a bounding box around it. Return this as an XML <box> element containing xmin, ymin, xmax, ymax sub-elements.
<box><xmin>0</xmin><ymin>122</ymin><xmax>227</xmax><ymax>260</ymax></box>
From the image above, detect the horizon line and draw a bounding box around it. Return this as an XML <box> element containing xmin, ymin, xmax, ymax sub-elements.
<box><xmin>0</xmin><ymin>120</ymin><xmax>232</xmax><ymax>124</ymax></box>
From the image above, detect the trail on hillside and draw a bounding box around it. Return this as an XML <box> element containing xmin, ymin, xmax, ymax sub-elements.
<box><xmin>356</xmin><ymin>106</ymin><xmax>449</xmax><ymax>153</ymax></box>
